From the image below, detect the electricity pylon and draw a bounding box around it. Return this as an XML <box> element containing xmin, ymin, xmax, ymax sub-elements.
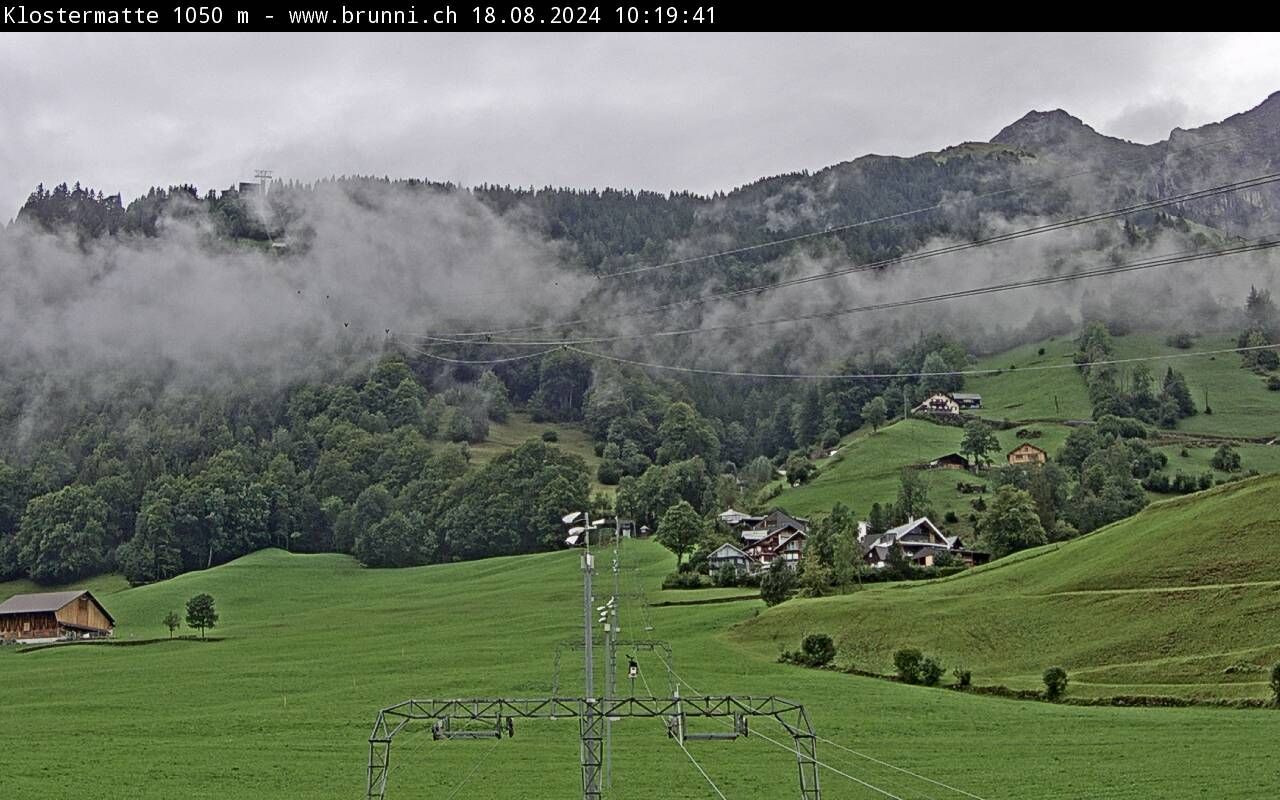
<box><xmin>366</xmin><ymin>696</ymin><xmax>822</xmax><ymax>800</ymax></box>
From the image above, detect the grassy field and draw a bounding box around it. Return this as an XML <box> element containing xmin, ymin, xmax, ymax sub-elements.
<box><xmin>3</xmin><ymin>533</ymin><xmax>1280</xmax><ymax>798</ymax></box>
<box><xmin>963</xmin><ymin>330</ymin><xmax>1280</xmax><ymax>437</ymax></box>
<box><xmin>767</xmin><ymin>329</ymin><xmax>1280</xmax><ymax>523</ymax></box>
<box><xmin>1108</xmin><ymin>333</ymin><xmax>1280</xmax><ymax>438</ymax></box>
<box><xmin>736</xmin><ymin>475</ymin><xmax>1280</xmax><ymax>702</ymax></box>
<box><xmin>966</xmin><ymin>335</ymin><xmax>1094</xmax><ymax>421</ymax></box>
<box><xmin>770</xmin><ymin>418</ymin><xmax>1073</xmax><ymax>533</ymax></box>
<box><xmin>469</xmin><ymin>412</ymin><xmax>610</xmax><ymax>493</ymax></box>
<box><xmin>1155</xmin><ymin>440</ymin><xmax>1280</xmax><ymax>481</ymax></box>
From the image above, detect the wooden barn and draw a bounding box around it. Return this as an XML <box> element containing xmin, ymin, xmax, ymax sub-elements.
<box><xmin>927</xmin><ymin>452</ymin><xmax>970</xmax><ymax>470</ymax></box>
<box><xmin>0</xmin><ymin>590</ymin><xmax>115</xmax><ymax>644</ymax></box>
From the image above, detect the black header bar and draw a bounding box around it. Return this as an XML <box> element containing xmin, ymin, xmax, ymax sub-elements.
<box><xmin>0</xmin><ymin>3</ymin><xmax>781</xmax><ymax>31</ymax></box>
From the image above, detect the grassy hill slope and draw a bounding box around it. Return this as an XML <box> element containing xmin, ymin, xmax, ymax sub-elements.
<box><xmin>2</xmin><ymin>537</ymin><xmax>1280</xmax><ymax>798</ymax></box>
<box><xmin>769</xmin><ymin>418</ymin><xmax>1071</xmax><ymax>524</ymax></box>
<box><xmin>471</xmin><ymin>412</ymin><xmax>609</xmax><ymax>493</ymax></box>
<box><xmin>736</xmin><ymin>475</ymin><xmax>1280</xmax><ymax>699</ymax></box>
<box><xmin>770</xmin><ymin>329</ymin><xmax>1280</xmax><ymax>523</ymax></box>
<box><xmin>964</xmin><ymin>331</ymin><xmax>1280</xmax><ymax>437</ymax></box>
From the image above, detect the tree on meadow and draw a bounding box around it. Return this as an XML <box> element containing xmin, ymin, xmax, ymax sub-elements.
<box><xmin>656</xmin><ymin>500</ymin><xmax>703</xmax><ymax>566</ymax></box>
<box><xmin>185</xmin><ymin>593</ymin><xmax>219</xmax><ymax>639</ymax></box>
<box><xmin>960</xmin><ymin>419</ymin><xmax>1000</xmax><ymax>470</ymax></box>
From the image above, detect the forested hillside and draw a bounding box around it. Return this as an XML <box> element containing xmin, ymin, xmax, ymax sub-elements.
<box><xmin>1</xmin><ymin>92</ymin><xmax>1278</xmax><ymax>589</ymax></box>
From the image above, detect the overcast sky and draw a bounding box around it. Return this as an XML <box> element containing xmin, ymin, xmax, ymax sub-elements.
<box><xmin>2</xmin><ymin>31</ymin><xmax>1279</xmax><ymax>216</ymax></box>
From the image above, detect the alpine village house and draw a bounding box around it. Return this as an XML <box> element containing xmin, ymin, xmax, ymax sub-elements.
<box><xmin>707</xmin><ymin>508</ymin><xmax>987</xmax><ymax>575</ymax></box>
<box><xmin>0</xmin><ymin>590</ymin><xmax>116</xmax><ymax>644</ymax></box>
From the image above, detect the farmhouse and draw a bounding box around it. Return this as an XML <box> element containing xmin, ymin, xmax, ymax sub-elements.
<box><xmin>747</xmin><ymin>529</ymin><xmax>808</xmax><ymax>568</ymax></box>
<box><xmin>927</xmin><ymin>452</ymin><xmax>970</xmax><ymax>470</ymax></box>
<box><xmin>1007</xmin><ymin>443</ymin><xmax>1048</xmax><ymax>465</ymax></box>
<box><xmin>727</xmin><ymin>508</ymin><xmax>810</xmax><ymax>570</ymax></box>
<box><xmin>913</xmin><ymin>393</ymin><xmax>960</xmax><ymax>416</ymax></box>
<box><xmin>0</xmin><ymin>590</ymin><xmax>115</xmax><ymax>644</ymax></box>
<box><xmin>952</xmin><ymin>393</ymin><xmax>983</xmax><ymax>409</ymax></box>
<box><xmin>858</xmin><ymin>518</ymin><xmax>987</xmax><ymax>568</ymax></box>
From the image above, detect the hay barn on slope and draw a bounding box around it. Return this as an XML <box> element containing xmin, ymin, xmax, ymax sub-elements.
<box><xmin>0</xmin><ymin>590</ymin><xmax>115</xmax><ymax>644</ymax></box>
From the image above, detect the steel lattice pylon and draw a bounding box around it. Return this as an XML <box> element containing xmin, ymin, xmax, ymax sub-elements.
<box><xmin>366</xmin><ymin>695</ymin><xmax>821</xmax><ymax>799</ymax></box>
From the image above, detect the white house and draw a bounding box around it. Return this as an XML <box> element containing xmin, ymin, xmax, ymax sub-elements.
<box><xmin>859</xmin><ymin>518</ymin><xmax>963</xmax><ymax>568</ymax></box>
<box><xmin>706</xmin><ymin>542</ymin><xmax>753</xmax><ymax>574</ymax></box>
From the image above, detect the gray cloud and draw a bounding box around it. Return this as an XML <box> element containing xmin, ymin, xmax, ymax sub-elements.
<box><xmin>2</xmin><ymin>33</ymin><xmax>1280</xmax><ymax>215</ymax></box>
<box><xmin>0</xmin><ymin>183</ymin><xmax>589</xmax><ymax>444</ymax></box>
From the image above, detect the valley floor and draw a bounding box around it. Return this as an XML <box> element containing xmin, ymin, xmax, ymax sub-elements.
<box><xmin>3</xmin><ymin>537</ymin><xmax>1280</xmax><ymax>799</ymax></box>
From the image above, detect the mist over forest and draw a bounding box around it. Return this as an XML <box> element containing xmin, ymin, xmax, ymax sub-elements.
<box><xmin>1</xmin><ymin>90</ymin><xmax>1277</xmax><ymax>589</ymax></box>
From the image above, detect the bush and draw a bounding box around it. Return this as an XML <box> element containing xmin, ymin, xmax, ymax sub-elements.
<box><xmin>802</xmin><ymin>635</ymin><xmax>836</xmax><ymax>667</ymax></box>
<box><xmin>931</xmin><ymin>550</ymin><xmax>958</xmax><ymax>568</ymax></box>
<box><xmin>1269</xmin><ymin>375</ymin><xmax>1280</xmax><ymax>391</ymax></box>
<box><xmin>1270</xmin><ymin>662</ymin><xmax>1280</xmax><ymax>706</ymax></box>
<box><xmin>1142</xmin><ymin>473</ymin><xmax>1170</xmax><ymax>493</ymax></box>
<box><xmin>952</xmin><ymin>668</ymin><xmax>972</xmax><ymax>688</ymax></box>
<box><xmin>1210</xmin><ymin>444</ymin><xmax>1241</xmax><ymax>473</ymax></box>
<box><xmin>796</xmin><ymin>633</ymin><xmax>836</xmax><ymax>668</ymax></box>
<box><xmin>541</xmin><ymin>429</ymin><xmax>559</xmax><ymax>442</ymax></box>
<box><xmin>760</xmin><ymin>560</ymin><xmax>796</xmax><ymax>607</ymax></box>
<box><xmin>919</xmin><ymin>656</ymin><xmax>945</xmax><ymax>687</ymax></box>
<box><xmin>1043</xmin><ymin>666</ymin><xmax>1069</xmax><ymax>701</ymax></box>
<box><xmin>661</xmin><ymin>571</ymin><xmax>707</xmax><ymax>590</ymax></box>
<box><xmin>713</xmin><ymin>564</ymin><xmax>739</xmax><ymax>588</ymax></box>
<box><xmin>894</xmin><ymin>648</ymin><xmax>924</xmax><ymax>684</ymax></box>
<box><xmin>1166</xmin><ymin>331</ymin><xmax>1194</xmax><ymax>349</ymax></box>
<box><xmin>944</xmin><ymin>510</ymin><xmax>959</xmax><ymax>524</ymax></box>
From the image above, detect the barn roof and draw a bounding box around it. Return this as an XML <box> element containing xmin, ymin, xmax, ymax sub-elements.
<box><xmin>0</xmin><ymin>590</ymin><xmax>116</xmax><ymax>625</ymax></box>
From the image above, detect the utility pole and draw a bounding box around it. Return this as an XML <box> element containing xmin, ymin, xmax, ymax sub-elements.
<box><xmin>604</xmin><ymin>517</ymin><xmax>622</xmax><ymax>786</ymax></box>
<box><xmin>582</xmin><ymin>513</ymin><xmax>594</xmax><ymax>700</ymax></box>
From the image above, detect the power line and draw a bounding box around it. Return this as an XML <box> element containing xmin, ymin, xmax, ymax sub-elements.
<box><xmin>744</xmin><ymin>724</ymin><xmax>906</xmax><ymax>800</ymax></box>
<box><xmin>409</xmin><ymin>346</ymin><xmax>561</xmax><ymax>366</ymax></box>
<box><xmin>410</xmin><ymin>237</ymin><xmax>1280</xmax><ymax>349</ymax></box>
<box><xmin>817</xmin><ymin>737</ymin><xmax>988</xmax><ymax>800</ymax></box>
<box><xmin>562</xmin><ymin>342</ymin><xmax>1280</xmax><ymax>382</ymax></box>
<box><xmin>442</xmin><ymin>737</ymin><xmax>501</xmax><ymax>800</ymax></box>
<box><xmin>421</xmin><ymin>170</ymin><xmax>1280</xmax><ymax>338</ymax></box>
<box><xmin>675</xmin><ymin>736</ymin><xmax>732</xmax><ymax>800</ymax></box>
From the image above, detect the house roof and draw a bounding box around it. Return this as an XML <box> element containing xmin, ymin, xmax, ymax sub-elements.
<box><xmin>775</xmin><ymin>531</ymin><xmax>807</xmax><ymax>549</ymax></box>
<box><xmin>719</xmin><ymin>508</ymin><xmax>761</xmax><ymax>522</ymax></box>
<box><xmin>952</xmin><ymin>393</ymin><xmax>982</xmax><ymax>401</ymax></box>
<box><xmin>884</xmin><ymin>517</ymin><xmax>943</xmax><ymax>540</ymax></box>
<box><xmin>0</xmin><ymin>590</ymin><xmax>116</xmax><ymax>625</ymax></box>
<box><xmin>708</xmin><ymin>543</ymin><xmax>749</xmax><ymax>559</ymax></box>
<box><xmin>1007</xmin><ymin>443</ymin><xmax>1048</xmax><ymax>456</ymax></box>
<box><xmin>930</xmin><ymin>452</ymin><xmax>969</xmax><ymax>465</ymax></box>
<box><xmin>861</xmin><ymin>518</ymin><xmax>957</xmax><ymax>554</ymax></box>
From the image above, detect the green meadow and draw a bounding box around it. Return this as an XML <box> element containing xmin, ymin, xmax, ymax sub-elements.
<box><xmin>4</xmin><ymin>519</ymin><xmax>1280</xmax><ymax>798</ymax></box>
<box><xmin>738</xmin><ymin>475</ymin><xmax>1280</xmax><ymax>701</ymax></box>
